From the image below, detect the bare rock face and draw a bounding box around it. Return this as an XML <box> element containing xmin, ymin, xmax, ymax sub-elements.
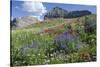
<box><xmin>11</xmin><ymin>16</ymin><xmax>38</xmax><ymax>29</ymax></box>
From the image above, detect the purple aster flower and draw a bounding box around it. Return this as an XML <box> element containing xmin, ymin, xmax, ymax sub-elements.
<box><xmin>20</xmin><ymin>41</ymin><xmax>38</xmax><ymax>55</ymax></box>
<box><xmin>28</xmin><ymin>41</ymin><xmax>38</xmax><ymax>48</ymax></box>
<box><xmin>20</xmin><ymin>46</ymin><xmax>29</xmax><ymax>55</ymax></box>
<box><xmin>77</xmin><ymin>40</ymin><xmax>80</xmax><ymax>49</ymax></box>
<box><xmin>66</xmin><ymin>32</ymin><xmax>71</xmax><ymax>40</ymax></box>
<box><xmin>61</xmin><ymin>44</ymin><xmax>67</xmax><ymax>49</ymax></box>
<box><xmin>54</xmin><ymin>25</ymin><xmax>81</xmax><ymax>50</ymax></box>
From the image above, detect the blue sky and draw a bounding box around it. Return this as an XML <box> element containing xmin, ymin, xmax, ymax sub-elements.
<box><xmin>11</xmin><ymin>1</ymin><xmax>96</xmax><ymax>20</ymax></box>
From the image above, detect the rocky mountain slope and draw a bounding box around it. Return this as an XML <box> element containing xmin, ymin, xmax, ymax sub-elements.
<box><xmin>11</xmin><ymin>16</ymin><xmax>38</xmax><ymax>29</ymax></box>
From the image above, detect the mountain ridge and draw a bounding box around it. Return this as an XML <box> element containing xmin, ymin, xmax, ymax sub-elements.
<box><xmin>44</xmin><ymin>6</ymin><xmax>92</xmax><ymax>20</ymax></box>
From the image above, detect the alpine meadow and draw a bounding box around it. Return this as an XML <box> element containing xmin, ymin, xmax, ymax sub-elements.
<box><xmin>10</xmin><ymin>1</ymin><xmax>96</xmax><ymax>66</ymax></box>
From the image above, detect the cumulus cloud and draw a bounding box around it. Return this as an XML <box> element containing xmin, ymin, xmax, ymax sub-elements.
<box><xmin>22</xmin><ymin>1</ymin><xmax>47</xmax><ymax>16</ymax></box>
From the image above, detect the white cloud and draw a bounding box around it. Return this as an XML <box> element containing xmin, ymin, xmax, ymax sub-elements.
<box><xmin>22</xmin><ymin>1</ymin><xmax>47</xmax><ymax>16</ymax></box>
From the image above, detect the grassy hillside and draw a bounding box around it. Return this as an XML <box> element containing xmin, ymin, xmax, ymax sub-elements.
<box><xmin>11</xmin><ymin>14</ymin><xmax>96</xmax><ymax>66</ymax></box>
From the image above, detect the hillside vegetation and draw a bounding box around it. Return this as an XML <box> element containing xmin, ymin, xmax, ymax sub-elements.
<box><xmin>11</xmin><ymin>14</ymin><xmax>96</xmax><ymax>66</ymax></box>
